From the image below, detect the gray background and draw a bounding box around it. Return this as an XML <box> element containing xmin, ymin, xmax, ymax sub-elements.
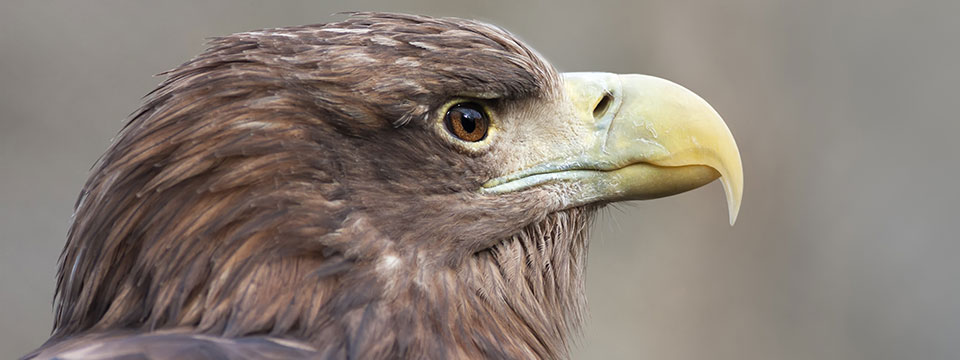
<box><xmin>2</xmin><ymin>0</ymin><xmax>959</xmax><ymax>359</ymax></box>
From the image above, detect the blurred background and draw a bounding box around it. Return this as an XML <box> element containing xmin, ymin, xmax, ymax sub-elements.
<box><xmin>2</xmin><ymin>0</ymin><xmax>959</xmax><ymax>359</ymax></box>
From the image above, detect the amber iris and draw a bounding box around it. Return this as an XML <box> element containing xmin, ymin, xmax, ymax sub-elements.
<box><xmin>444</xmin><ymin>103</ymin><xmax>489</xmax><ymax>142</ymax></box>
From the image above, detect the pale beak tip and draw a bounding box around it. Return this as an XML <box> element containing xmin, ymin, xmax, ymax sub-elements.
<box><xmin>721</xmin><ymin>176</ymin><xmax>742</xmax><ymax>226</ymax></box>
<box><xmin>728</xmin><ymin>204</ymin><xmax>740</xmax><ymax>226</ymax></box>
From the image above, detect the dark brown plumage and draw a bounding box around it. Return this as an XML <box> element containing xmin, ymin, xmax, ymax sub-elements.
<box><xmin>26</xmin><ymin>12</ymin><xmax>743</xmax><ymax>360</ymax></box>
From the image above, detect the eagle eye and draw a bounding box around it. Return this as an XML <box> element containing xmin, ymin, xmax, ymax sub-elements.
<box><xmin>444</xmin><ymin>102</ymin><xmax>489</xmax><ymax>142</ymax></box>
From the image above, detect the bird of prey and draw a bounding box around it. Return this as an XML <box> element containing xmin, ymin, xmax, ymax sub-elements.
<box><xmin>25</xmin><ymin>12</ymin><xmax>742</xmax><ymax>360</ymax></box>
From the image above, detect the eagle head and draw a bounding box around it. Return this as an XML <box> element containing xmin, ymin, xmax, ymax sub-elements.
<box><xmin>34</xmin><ymin>12</ymin><xmax>742</xmax><ymax>360</ymax></box>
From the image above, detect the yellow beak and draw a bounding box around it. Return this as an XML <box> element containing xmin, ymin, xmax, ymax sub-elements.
<box><xmin>483</xmin><ymin>72</ymin><xmax>743</xmax><ymax>225</ymax></box>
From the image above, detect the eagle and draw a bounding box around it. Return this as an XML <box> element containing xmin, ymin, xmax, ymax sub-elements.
<box><xmin>26</xmin><ymin>13</ymin><xmax>742</xmax><ymax>360</ymax></box>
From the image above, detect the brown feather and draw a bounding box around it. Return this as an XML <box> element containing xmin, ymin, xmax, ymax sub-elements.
<box><xmin>30</xmin><ymin>13</ymin><xmax>592</xmax><ymax>360</ymax></box>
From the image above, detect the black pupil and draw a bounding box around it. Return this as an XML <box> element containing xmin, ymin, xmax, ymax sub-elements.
<box><xmin>456</xmin><ymin>106</ymin><xmax>481</xmax><ymax>133</ymax></box>
<box><xmin>460</xmin><ymin>116</ymin><xmax>476</xmax><ymax>133</ymax></box>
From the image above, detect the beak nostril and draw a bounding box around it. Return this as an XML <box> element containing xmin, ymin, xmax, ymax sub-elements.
<box><xmin>593</xmin><ymin>92</ymin><xmax>614</xmax><ymax>119</ymax></box>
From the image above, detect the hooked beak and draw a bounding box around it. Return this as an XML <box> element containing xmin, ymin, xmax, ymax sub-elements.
<box><xmin>483</xmin><ymin>73</ymin><xmax>743</xmax><ymax>224</ymax></box>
